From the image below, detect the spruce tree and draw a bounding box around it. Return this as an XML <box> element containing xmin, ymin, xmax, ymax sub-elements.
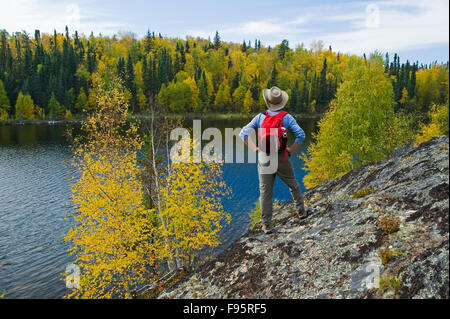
<box><xmin>48</xmin><ymin>92</ymin><xmax>62</xmax><ymax>119</ymax></box>
<box><xmin>0</xmin><ymin>79</ymin><xmax>10</xmax><ymax>120</ymax></box>
<box><xmin>230</xmin><ymin>72</ymin><xmax>240</xmax><ymax>94</ymax></box>
<box><xmin>144</xmin><ymin>29</ymin><xmax>153</xmax><ymax>54</ymax></box>
<box><xmin>290</xmin><ymin>80</ymin><xmax>300</xmax><ymax>113</ymax></box>
<box><xmin>268</xmin><ymin>64</ymin><xmax>278</xmax><ymax>88</ymax></box>
<box><xmin>241</xmin><ymin>40</ymin><xmax>247</xmax><ymax>52</ymax></box>
<box><xmin>213</xmin><ymin>31</ymin><xmax>221</xmax><ymax>50</ymax></box>
<box><xmin>318</xmin><ymin>58</ymin><xmax>328</xmax><ymax>107</ymax></box>
<box><xmin>302</xmin><ymin>80</ymin><xmax>309</xmax><ymax>113</ymax></box>
<box><xmin>198</xmin><ymin>71</ymin><xmax>209</xmax><ymax>109</ymax></box>
<box><xmin>117</xmin><ymin>57</ymin><xmax>126</xmax><ymax>82</ymax></box>
<box><xmin>278</xmin><ymin>40</ymin><xmax>290</xmax><ymax>60</ymax></box>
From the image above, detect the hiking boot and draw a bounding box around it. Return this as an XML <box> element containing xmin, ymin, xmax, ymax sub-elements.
<box><xmin>297</xmin><ymin>206</ymin><xmax>309</xmax><ymax>220</ymax></box>
<box><xmin>261</xmin><ymin>223</ymin><xmax>273</xmax><ymax>234</ymax></box>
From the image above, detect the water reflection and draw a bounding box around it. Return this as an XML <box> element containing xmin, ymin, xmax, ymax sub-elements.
<box><xmin>0</xmin><ymin>116</ymin><xmax>319</xmax><ymax>298</ymax></box>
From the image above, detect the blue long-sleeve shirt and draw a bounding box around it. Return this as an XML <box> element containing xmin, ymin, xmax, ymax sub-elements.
<box><xmin>239</xmin><ymin>110</ymin><xmax>306</xmax><ymax>144</ymax></box>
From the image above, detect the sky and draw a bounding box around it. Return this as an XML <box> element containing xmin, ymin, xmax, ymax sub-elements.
<box><xmin>0</xmin><ymin>0</ymin><xmax>448</xmax><ymax>64</ymax></box>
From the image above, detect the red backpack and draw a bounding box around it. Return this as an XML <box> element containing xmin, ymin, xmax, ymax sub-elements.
<box><xmin>258</xmin><ymin>111</ymin><xmax>288</xmax><ymax>161</ymax></box>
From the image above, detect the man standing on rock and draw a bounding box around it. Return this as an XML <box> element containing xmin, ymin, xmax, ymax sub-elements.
<box><xmin>239</xmin><ymin>86</ymin><xmax>308</xmax><ymax>234</ymax></box>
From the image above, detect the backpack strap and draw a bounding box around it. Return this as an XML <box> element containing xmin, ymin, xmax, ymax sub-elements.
<box><xmin>274</xmin><ymin>111</ymin><xmax>287</xmax><ymax>127</ymax></box>
<box><xmin>278</xmin><ymin>111</ymin><xmax>288</xmax><ymax>162</ymax></box>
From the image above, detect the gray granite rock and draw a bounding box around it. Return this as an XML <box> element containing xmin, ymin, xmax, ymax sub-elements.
<box><xmin>159</xmin><ymin>136</ymin><xmax>449</xmax><ymax>299</ymax></box>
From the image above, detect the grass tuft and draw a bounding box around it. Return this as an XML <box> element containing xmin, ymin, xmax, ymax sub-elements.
<box><xmin>352</xmin><ymin>187</ymin><xmax>375</xmax><ymax>198</ymax></box>
<box><xmin>378</xmin><ymin>214</ymin><xmax>401</xmax><ymax>235</ymax></box>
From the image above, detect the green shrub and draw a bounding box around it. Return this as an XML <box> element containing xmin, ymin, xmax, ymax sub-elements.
<box><xmin>378</xmin><ymin>248</ymin><xmax>403</xmax><ymax>266</ymax></box>
<box><xmin>249</xmin><ymin>201</ymin><xmax>261</xmax><ymax>230</ymax></box>
<box><xmin>379</xmin><ymin>275</ymin><xmax>401</xmax><ymax>293</ymax></box>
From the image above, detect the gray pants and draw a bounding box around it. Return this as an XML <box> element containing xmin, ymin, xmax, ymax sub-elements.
<box><xmin>258</xmin><ymin>152</ymin><xmax>304</xmax><ymax>225</ymax></box>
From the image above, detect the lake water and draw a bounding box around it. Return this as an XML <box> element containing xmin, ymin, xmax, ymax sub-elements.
<box><xmin>0</xmin><ymin>116</ymin><xmax>319</xmax><ymax>298</ymax></box>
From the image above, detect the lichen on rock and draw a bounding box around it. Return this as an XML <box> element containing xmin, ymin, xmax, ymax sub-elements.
<box><xmin>158</xmin><ymin>136</ymin><xmax>449</xmax><ymax>299</ymax></box>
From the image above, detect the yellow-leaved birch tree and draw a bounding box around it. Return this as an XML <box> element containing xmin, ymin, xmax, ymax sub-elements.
<box><xmin>64</xmin><ymin>78</ymin><xmax>165</xmax><ymax>298</ymax></box>
<box><xmin>160</xmin><ymin>139</ymin><xmax>231</xmax><ymax>270</ymax></box>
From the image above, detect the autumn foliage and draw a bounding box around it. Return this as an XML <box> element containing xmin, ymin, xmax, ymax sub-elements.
<box><xmin>302</xmin><ymin>59</ymin><xmax>413</xmax><ymax>189</ymax></box>
<box><xmin>64</xmin><ymin>79</ymin><xmax>165</xmax><ymax>298</ymax></box>
<box><xmin>160</xmin><ymin>155</ymin><xmax>231</xmax><ymax>269</ymax></box>
<box><xmin>64</xmin><ymin>77</ymin><xmax>231</xmax><ymax>298</ymax></box>
<box><xmin>415</xmin><ymin>102</ymin><xmax>449</xmax><ymax>145</ymax></box>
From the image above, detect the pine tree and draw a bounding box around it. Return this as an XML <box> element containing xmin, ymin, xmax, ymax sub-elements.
<box><xmin>241</xmin><ymin>40</ymin><xmax>247</xmax><ymax>52</ymax></box>
<box><xmin>385</xmin><ymin>52</ymin><xmax>390</xmax><ymax>72</ymax></box>
<box><xmin>158</xmin><ymin>48</ymin><xmax>171</xmax><ymax>85</ymax></box>
<box><xmin>86</xmin><ymin>42</ymin><xmax>97</xmax><ymax>73</ymax></box>
<box><xmin>48</xmin><ymin>92</ymin><xmax>62</xmax><ymax>119</ymax></box>
<box><xmin>408</xmin><ymin>64</ymin><xmax>417</xmax><ymax>98</ymax></box>
<box><xmin>268</xmin><ymin>64</ymin><xmax>278</xmax><ymax>88</ymax></box>
<box><xmin>125</xmin><ymin>53</ymin><xmax>136</xmax><ymax>111</ymax></box>
<box><xmin>213</xmin><ymin>31</ymin><xmax>221</xmax><ymax>50</ymax></box>
<box><xmin>301</xmin><ymin>80</ymin><xmax>309</xmax><ymax>113</ymax></box>
<box><xmin>0</xmin><ymin>79</ymin><xmax>10</xmax><ymax>120</ymax></box>
<box><xmin>290</xmin><ymin>80</ymin><xmax>300</xmax><ymax>113</ymax></box>
<box><xmin>249</xmin><ymin>75</ymin><xmax>260</xmax><ymax>102</ymax></box>
<box><xmin>117</xmin><ymin>57</ymin><xmax>126</xmax><ymax>82</ymax></box>
<box><xmin>65</xmin><ymin>88</ymin><xmax>75</xmax><ymax>112</ymax></box>
<box><xmin>198</xmin><ymin>71</ymin><xmax>209</xmax><ymax>109</ymax></box>
<box><xmin>230</xmin><ymin>72</ymin><xmax>240</xmax><ymax>95</ymax></box>
<box><xmin>144</xmin><ymin>29</ymin><xmax>153</xmax><ymax>54</ymax></box>
<box><xmin>75</xmin><ymin>88</ymin><xmax>87</xmax><ymax>113</ymax></box>
<box><xmin>318</xmin><ymin>58</ymin><xmax>328</xmax><ymax>107</ymax></box>
<box><xmin>143</xmin><ymin>56</ymin><xmax>151</xmax><ymax>97</ymax></box>
<box><xmin>0</xmin><ymin>31</ymin><xmax>8</xmax><ymax>72</ymax></box>
<box><xmin>278</xmin><ymin>39</ymin><xmax>290</xmax><ymax>60</ymax></box>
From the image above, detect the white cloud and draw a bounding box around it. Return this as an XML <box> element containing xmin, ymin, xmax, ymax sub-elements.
<box><xmin>1</xmin><ymin>0</ymin><xmax>447</xmax><ymax>60</ymax></box>
<box><xmin>298</xmin><ymin>0</ymin><xmax>449</xmax><ymax>55</ymax></box>
<box><xmin>0</xmin><ymin>0</ymin><xmax>133</xmax><ymax>36</ymax></box>
<box><xmin>186</xmin><ymin>0</ymin><xmax>448</xmax><ymax>57</ymax></box>
<box><xmin>186</xmin><ymin>15</ymin><xmax>310</xmax><ymax>41</ymax></box>
<box><xmin>224</xmin><ymin>20</ymin><xmax>291</xmax><ymax>36</ymax></box>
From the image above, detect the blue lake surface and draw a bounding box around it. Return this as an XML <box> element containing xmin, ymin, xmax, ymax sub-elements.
<box><xmin>0</xmin><ymin>116</ymin><xmax>319</xmax><ymax>298</ymax></box>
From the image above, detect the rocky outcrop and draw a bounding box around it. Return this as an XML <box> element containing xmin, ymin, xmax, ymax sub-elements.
<box><xmin>159</xmin><ymin>136</ymin><xmax>449</xmax><ymax>299</ymax></box>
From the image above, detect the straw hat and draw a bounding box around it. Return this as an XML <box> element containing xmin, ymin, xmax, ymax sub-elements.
<box><xmin>262</xmin><ymin>86</ymin><xmax>289</xmax><ymax>111</ymax></box>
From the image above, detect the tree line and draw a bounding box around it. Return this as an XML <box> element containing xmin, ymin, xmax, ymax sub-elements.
<box><xmin>302</xmin><ymin>53</ymin><xmax>449</xmax><ymax>189</ymax></box>
<box><xmin>0</xmin><ymin>28</ymin><xmax>448</xmax><ymax>122</ymax></box>
<box><xmin>63</xmin><ymin>58</ymin><xmax>449</xmax><ymax>298</ymax></box>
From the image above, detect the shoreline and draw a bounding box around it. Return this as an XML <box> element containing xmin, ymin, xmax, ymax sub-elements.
<box><xmin>0</xmin><ymin>112</ymin><xmax>323</xmax><ymax>126</ymax></box>
<box><xmin>0</xmin><ymin>119</ymin><xmax>81</xmax><ymax>126</ymax></box>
